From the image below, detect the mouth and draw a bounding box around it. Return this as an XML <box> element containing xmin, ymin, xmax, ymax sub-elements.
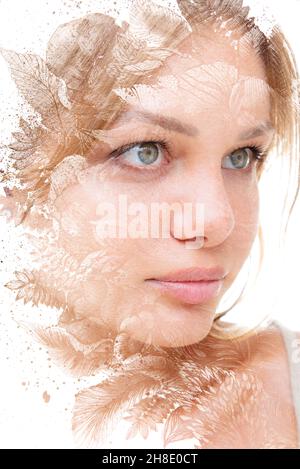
<box><xmin>145</xmin><ymin>266</ymin><xmax>226</xmax><ymax>305</ymax></box>
<box><xmin>144</xmin><ymin>279</ymin><xmax>224</xmax><ymax>305</ymax></box>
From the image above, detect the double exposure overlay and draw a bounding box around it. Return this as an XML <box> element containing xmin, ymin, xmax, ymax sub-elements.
<box><xmin>0</xmin><ymin>0</ymin><xmax>300</xmax><ymax>448</ymax></box>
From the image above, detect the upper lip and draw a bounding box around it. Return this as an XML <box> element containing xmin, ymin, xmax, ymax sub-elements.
<box><xmin>147</xmin><ymin>266</ymin><xmax>227</xmax><ymax>282</ymax></box>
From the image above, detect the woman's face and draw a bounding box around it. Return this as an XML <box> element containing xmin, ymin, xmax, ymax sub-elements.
<box><xmin>51</xmin><ymin>28</ymin><xmax>274</xmax><ymax>347</ymax></box>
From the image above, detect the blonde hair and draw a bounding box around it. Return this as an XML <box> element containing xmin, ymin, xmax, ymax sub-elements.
<box><xmin>2</xmin><ymin>0</ymin><xmax>300</xmax><ymax>340</ymax></box>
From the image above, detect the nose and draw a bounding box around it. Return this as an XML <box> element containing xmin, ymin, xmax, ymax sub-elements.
<box><xmin>169</xmin><ymin>169</ymin><xmax>235</xmax><ymax>248</ymax></box>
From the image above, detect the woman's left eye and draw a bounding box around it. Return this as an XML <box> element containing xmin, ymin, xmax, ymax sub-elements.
<box><xmin>222</xmin><ymin>147</ymin><xmax>262</xmax><ymax>170</ymax></box>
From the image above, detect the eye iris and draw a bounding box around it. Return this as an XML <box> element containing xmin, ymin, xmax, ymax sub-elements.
<box><xmin>137</xmin><ymin>143</ymin><xmax>159</xmax><ymax>164</ymax></box>
<box><xmin>230</xmin><ymin>149</ymin><xmax>250</xmax><ymax>168</ymax></box>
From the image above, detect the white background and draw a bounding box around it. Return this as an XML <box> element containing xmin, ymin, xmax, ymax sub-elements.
<box><xmin>0</xmin><ymin>0</ymin><xmax>299</xmax><ymax>449</ymax></box>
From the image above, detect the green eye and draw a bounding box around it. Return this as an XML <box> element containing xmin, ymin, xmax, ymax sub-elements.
<box><xmin>222</xmin><ymin>148</ymin><xmax>252</xmax><ymax>170</ymax></box>
<box><xmin>135</xmin><ymin>143</ymin><xmax>159</xmax><ymax>165</ymax></box>
<box><xmin>119</xmin><ymin>142</ymin><xmax>162</xmax><ymax>167</ymax></box>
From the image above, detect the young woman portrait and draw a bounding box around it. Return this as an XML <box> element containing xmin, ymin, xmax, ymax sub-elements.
<box><xmin>0</xmin><ymin>0</ymin><xmax>299</xmax><ymax>449</ymax></box>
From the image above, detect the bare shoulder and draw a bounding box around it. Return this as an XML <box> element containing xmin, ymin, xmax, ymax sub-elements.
<box><xmin>190</xmin><ymin>323</ymin><xmax>299</xmax><ymax>447</ymax></box>
<box><xmin>239</xmin><ymin>322</ymin><xmax>299</xmax><ymax>406</ymax></box>
<box><xmin>225</xmin><ymin>322</ymin><xmax>298</xmax><ymax>442</ymax></box>
<box><xmin>203</xmin><ymin>321</ymin><xmax>297</xmax><ymax>404</ymax></box>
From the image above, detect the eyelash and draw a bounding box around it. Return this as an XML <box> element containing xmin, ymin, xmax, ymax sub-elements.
<box><xmin>108</xmin><ymin>138</ymin><xmax>267</xmax><ymax>176</ymax></box>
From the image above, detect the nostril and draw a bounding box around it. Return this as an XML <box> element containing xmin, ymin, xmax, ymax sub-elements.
<box><xmin>184</xmin><ymin>236</ymin><xmax>205</xmax><ymax>249</ymax></box>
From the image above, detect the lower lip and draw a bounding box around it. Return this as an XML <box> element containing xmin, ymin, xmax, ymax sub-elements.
<box><xmin>145</xmin><ymin>279</ymin><xmax>223</xmax><ymax>305</ymax></box>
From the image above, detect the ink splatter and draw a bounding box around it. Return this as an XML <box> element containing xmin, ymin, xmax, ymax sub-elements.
<box><xmin>43</xmin><ymin>390</ymin><xmax>51</xmax><ymax>403</ymax></box>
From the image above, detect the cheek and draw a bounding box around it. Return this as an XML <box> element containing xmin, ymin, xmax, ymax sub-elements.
<box><xmin>47</xmin><ymin>181</ymin><xmax>142</xmax><ymax>327</ymax></box>
<box><xmin>52</xmin><ymin>178</ymin><xmax>121</xmax><ymax>254</ymax></box>
<box><xmin>52</xmin><ymin>178</ymin><xmax>144</xmax><ymax>267</ymax></box>
<box><xmin>230</xmin><ymin>176</ymin><xmax>260</xmax><ymax>249</ymax></box>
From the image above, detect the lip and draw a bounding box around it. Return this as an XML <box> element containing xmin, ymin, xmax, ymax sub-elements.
<box><xmin>145</xmin><ymin>279</ymin><xmax>224</xmax><ymax>305</ymax></box>
<box><xmin>145</xmin><ymin>266</ymin><xmax>226</xmax><ymax>305</ymax></box>
<box><xmin>148</xmin><ymin>266</ymin><xmax>227</xmax><ymax>282</ymax></box>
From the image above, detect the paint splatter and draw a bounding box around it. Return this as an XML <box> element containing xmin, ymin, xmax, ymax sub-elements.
<box><xmin>43</xmin><ymin>390</ymin><xmax>51</xmax><ymax>403</ymax></box>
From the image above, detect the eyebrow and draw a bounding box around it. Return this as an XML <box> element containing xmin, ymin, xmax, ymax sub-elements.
<box><xmin>115</xmin><ymin>109</ymin><xmax>275</xmax><ymax>140</ymax></box>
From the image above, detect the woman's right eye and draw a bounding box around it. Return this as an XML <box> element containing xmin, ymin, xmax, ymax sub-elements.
<box><xmin>110</xmin><ymin>140</ymin><xmax>170</xmax><ymax>170</ymax></box>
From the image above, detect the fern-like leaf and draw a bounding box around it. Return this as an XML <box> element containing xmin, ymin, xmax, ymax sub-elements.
<box><xmin>17</xmin><ymin>321</ymin><xmax>113</xmax><ymax>377</ymax></box>
<box><xmin>4</xmin><ymin>269</ymin><xmax>63</xmax><ymax>309</ymax></box>
<box><xmin>163</xmin><ymin>405</ymin><xmax>195</xmax><ymax>447</ymax></box>
<box><xmin>72</xmin><ymin>371</ymin><xmax>163</xmax><ymax>447</ymax></box>
<box><xmin>124</xmin><ymin>392</ymin><xmax>176</xmax><ymax>441</ymax></box>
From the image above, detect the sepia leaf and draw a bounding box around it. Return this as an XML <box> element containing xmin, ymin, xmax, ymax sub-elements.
<box><xmin>45</xmin><ymin>13</ymin><xmax>119</xmax><ymax>92</ymax></box>
<box><xmin>163</xmin><ymin>406</ymin><xmax>195</xmax><ymax>447</ymax></box>
<box><xmin>5</xmin><ymin>269</ymin><xmax>63</xmax><ymax>310</ymax></box>
<box><xmin>0</xmin><ymin>47</ymin><xmax>68</xmax><ymax>130</ymax></box>
<box><xmin>8</xmin><ymin>141</ymin><xmax>34</xmax><ymax>152</ymax></box>
<box><xmin>4</xmin><ymin>279</ymin><xmax>25</xmax><ymax>290</ymax></box>
<box><xmin>124</xmin><ymin>392</ymin><xmax>176</xmax><ymax>442</ymax></box>
<box><xmin>19</xmin><ymin>323</ymin><xmax>112</xmax><ymax>377</ymax></box>
<box><xmin>72</xmin><ymin>371</ymin><xmax>162</xmax><ymax>447</ymax></box>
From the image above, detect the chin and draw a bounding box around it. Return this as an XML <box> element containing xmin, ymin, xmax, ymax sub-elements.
<box><xmin>119</xmin><ymin>303</ymin><xmax>215</xmax><ymax>348</ymax></box>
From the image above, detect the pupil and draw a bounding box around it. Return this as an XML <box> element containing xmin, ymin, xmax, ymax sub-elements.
<box><xmin>138</xmin><ymin>143</ymin><xmax>158</xmax><ymax>164</ymax></box>
<box><xmin>232</xmin><ymin>149</ymin><xmax>248</xmax><ymax>168</ymax></box>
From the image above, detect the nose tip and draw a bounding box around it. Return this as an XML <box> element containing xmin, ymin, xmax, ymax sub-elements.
<box><xmin>170</xmin><ymin>220</ymin><xmax>206</xmax><ymax>249</ymax></box>
<box><xmin>169</xmin><ymin>193</ymin><xmax>235</xmax><ymax>248</ymax></box>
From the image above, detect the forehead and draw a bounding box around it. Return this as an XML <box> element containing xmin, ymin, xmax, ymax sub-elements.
<box><xmin>114</xmin><ymin>30</ymin><xmax>271</xmax><ymax>128</ymax></box>
<box><xmin>114</xmin><ymin>75</ymin><xmax>271</xmax><ymax>139</ymax></box>
<box><xmin>160</xmin><ymin>27</ymin><xmax>268</xmax><ymax>80</ymax></box>
<box><xmin>111</xmin><ymin>29</ymin><xmax>272</xmax><ymax>138</ymax></box>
